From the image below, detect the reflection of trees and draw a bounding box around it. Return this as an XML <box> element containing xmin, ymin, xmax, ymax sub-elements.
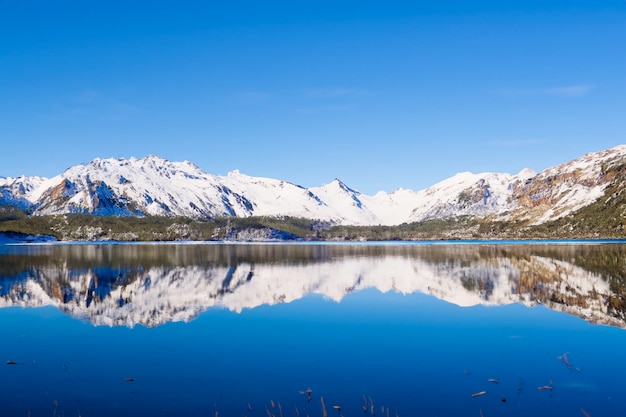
<box><xmin>566</xmin><ymin>246</ymin><xmax>626</xmax><ymax>321</ymax></box>
<box><xmin>487</xmin><ymin>244</ymin><xmax>626</xmax><ymax>321</ymax></box>
<box><xmin>0</xmin><ymin>244</ymin><xmax>343</xmax><ymax>269</ymax></box>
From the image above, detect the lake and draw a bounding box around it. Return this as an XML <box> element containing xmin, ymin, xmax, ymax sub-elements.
<box><xmin>1</xmin><ymin>241</ymin><xmax>625</xmax><ymax>417</ymax></box>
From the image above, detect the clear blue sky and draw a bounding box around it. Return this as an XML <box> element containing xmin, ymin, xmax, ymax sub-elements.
<box><xmin>1</xmin><ymin>0</ymin><xmax>625</xmax><ymax>194</ymax></box>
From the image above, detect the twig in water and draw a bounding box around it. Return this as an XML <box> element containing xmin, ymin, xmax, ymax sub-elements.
<box><xmin>321</xmin><ymin>396</ymin><xmax>328</xmax><ymax>417</ymax></box>
<box><xmin>557</xmin><ymin>352</ymin><xmax>580</xmax><ymax>372</ymax></box>
<box><xmin>298</xmin><ymin>388</ymin><xmax>313</xmax><ymax>403</ymax></box>
<box><xmin>538</xmin><ymin>379</ymin><xmax>553</xmax><ymax>391</ymax></box>
<box><xmin>538</xmin><ymin>379</ymin><xmax>554</xmax><ymax>398</ymax></box>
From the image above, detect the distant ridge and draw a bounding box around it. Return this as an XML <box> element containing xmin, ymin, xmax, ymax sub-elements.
<box><xmin>1</xmin><ymin>145</ymin><xmax>626</xmax><ymax>226</ymax></box>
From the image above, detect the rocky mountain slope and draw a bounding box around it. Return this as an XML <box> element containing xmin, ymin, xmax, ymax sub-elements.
<box><xmin>1</xmin><ymin>145</ymin><xmax>625</xmax><ymax>226</ymax></box>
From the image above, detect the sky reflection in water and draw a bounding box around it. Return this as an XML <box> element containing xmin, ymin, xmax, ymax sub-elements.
<box><xmin>1</xmin><ymin>242</ymin><xmax>626</xmax><ymax>417</ymax></box>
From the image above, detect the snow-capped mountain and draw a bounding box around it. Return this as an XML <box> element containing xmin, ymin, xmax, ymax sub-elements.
<box><xmin>0</xmin><ymin>175</ymin><xmax>48</xmax><ymax>210</ymax></box>
<box><xmin>1</xmin><ymin>145</ymin><xmax>625</xmax><ymax>225</ymax></box>
<box><xmin>509</xmin><ymin>146</ymin><xmax>625</xmax><ymax>224</ymax></box>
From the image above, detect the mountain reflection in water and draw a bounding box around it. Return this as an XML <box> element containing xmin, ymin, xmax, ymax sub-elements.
<box><xmin>2</xmin><ymin>242</ymin><xmax>626</xmax><ymax>417</ymax></box>
<box><xmin>1</xmin><ymin>242</ymin><xmax>625</xmax><ymax>328</ymax></box>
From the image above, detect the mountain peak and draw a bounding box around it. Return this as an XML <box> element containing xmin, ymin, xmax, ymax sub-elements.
<box><xmin>328</xmin><ymin>178</ymin><xmax>359</xmax><ymax>195</ymax></box>
<box><xmin>135</xmin><ymin>154</ymin><xmax>170</xmax><ymax>164</ymax></box>
<box><xmin>516</xmin><ymin>167</ymin><xmax>536</xmax><ymax>179</ymax></box>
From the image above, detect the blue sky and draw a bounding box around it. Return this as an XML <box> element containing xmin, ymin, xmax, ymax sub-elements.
<box><xmin>1</xmin><ymin>0</ymin><xmax>625</xmax><ymax>194</ymax></box>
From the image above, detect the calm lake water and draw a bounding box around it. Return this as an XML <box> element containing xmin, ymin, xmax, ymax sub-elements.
<box><xmin>1</xmin><ymin>241</ymin><xmax>626</xmax><ymax>417</ymax></box>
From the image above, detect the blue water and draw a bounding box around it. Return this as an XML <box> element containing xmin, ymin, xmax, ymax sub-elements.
<box><xmin>2</xmin><ymin>289</ymin><xmax>624</xmax><ymax>417</ymax></box>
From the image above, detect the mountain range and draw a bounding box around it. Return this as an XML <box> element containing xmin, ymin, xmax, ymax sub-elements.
<box><xmin>1</xmin><ymin>145</ymin><xmax>625</xmax><ymax>226</ymax></box>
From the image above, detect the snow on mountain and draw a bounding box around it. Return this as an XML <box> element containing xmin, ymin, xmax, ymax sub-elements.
<box><xmin>404</xmin><ymin>169</ymin><xmax>535</xmax><ymax>222</ymax></box>
<box><xmin>219</xmin><ymin>170</ymin><xmax>338</xmax><ymax>220</ymax></box>
<box><xmin>1</xmin><ymin>145</ymin><xmax>625</xmax><ymax>225</ymax></box>
<box><xmin>362</xmin><ymin>188</ymin><xmax>422</xmax><ymax>225</ymax></box>
<box><xmin>308</xmin><ymin>179</ymin><xmax>382</xmax><ymax>225</ymax></box>
<box><xmin>510</xmin><ymin>144</ymin><xmax>626</xmax><ymax>224</ymax></box>
<box><xmin>31</xmin><ymin>156</ymin><xmax>255</xmax><ymax>218</ymax></box>
<box><xmin>0</xmin><ymin>175</ymin><xmax>48</xmax><ymax>210</ymax></box>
